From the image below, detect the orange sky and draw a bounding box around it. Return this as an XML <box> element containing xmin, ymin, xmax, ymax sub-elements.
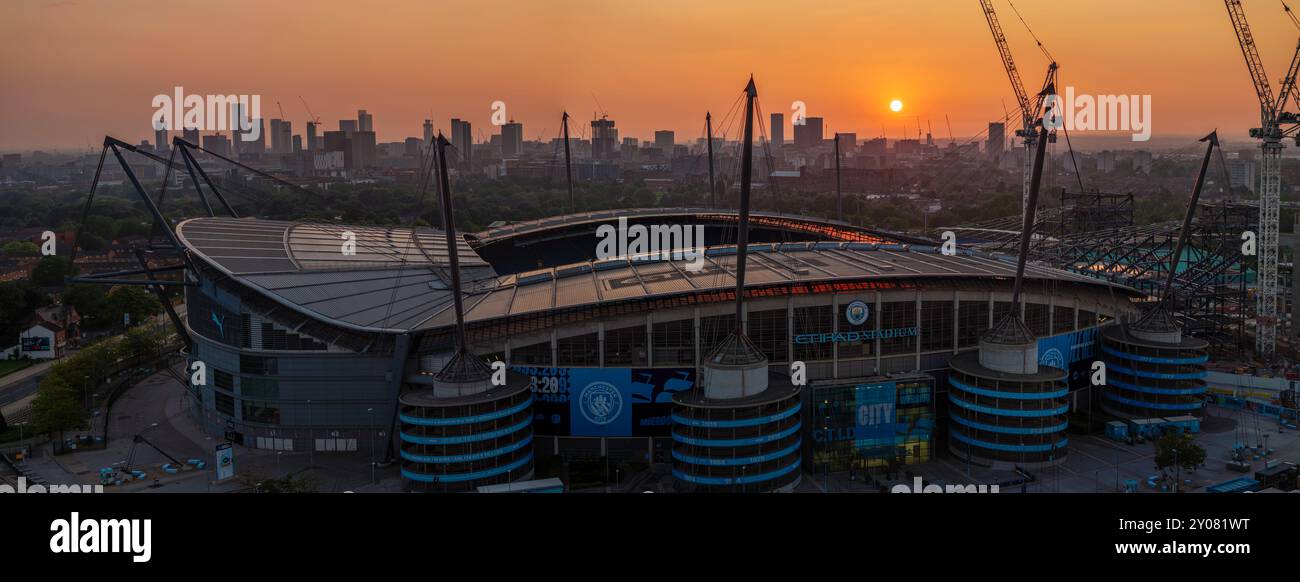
<box><xmin>1</xmin><ymin>0</ymin><xmax>1297</xmax><ymax>152</ymax></box>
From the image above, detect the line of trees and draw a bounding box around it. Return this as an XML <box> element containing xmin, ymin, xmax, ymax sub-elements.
<box><xmin>30</xmin><ymin>324</ymin><xmax>175</xmax><ymax>439</ymax></box>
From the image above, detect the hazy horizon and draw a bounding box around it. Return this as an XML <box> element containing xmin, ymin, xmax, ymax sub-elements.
<box><xmin>2</xmin><ymin>0</ymin><xmax>1296</xmax><ymax>151</ymax></box>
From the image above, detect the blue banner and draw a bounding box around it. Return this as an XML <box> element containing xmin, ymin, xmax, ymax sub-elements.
<box><xmin>509</xmin><ymin>366</ymin><xmax>694</xmax><ymax>437</ymax></box>
<box><xmin>1036</xmin><ymin>327</ymin><xmax>1099</xmax><ymax>389</ymax></box>
<box><xmin>854</xmin><ymin>381</ymin><xmax>897</xmax><ymax>450</ymax></box>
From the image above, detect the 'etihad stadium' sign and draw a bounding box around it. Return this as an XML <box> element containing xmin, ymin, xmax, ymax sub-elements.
<box><xmin>793</xmin><ymin>327</ymin><xmax>918</xmax><ymax>344</ymax></box>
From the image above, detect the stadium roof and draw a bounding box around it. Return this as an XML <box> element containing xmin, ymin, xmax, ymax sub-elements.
<box><xmin>178</xmin><ymin>216</ymin><xmax>1137</xmax><ymax>335</ymax></box>
<box><xmin>468</xmin><ymin>206</ymin><xmax>914</xmax><ymax>246</ymax></box>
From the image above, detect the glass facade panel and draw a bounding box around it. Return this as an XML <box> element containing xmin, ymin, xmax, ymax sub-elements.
<box><xmin>604</xmin><ymin>325</ymin><xmax>647</xmax><ymax>366</ymax></box>
<box><xmin>921</xmin><ymin>301</ymin><xmax>953</xmax><ymax>352</ymax></box>
<box><xmin>794</xmin><ymin>305</ymin><xmax>833</xmax><ymax>361</ymax></box>
<box><xmin>957</xmin><ymin>301</ymin><xmax>989</xmax><ymax>348</ymax></box>
<box><xmin>557</xmin><ymin>333</ymin><xmax>599</xmax><ymax>366</ymax></box>
<box><xmin>880</xmin><ymin>301</ymin><xmax>916</xmax><ymax>355</ymax></box>
<box><xmin>652</xmin><ymin>319</ymin><xmax>695</xmax><ymax>366</ymax></box>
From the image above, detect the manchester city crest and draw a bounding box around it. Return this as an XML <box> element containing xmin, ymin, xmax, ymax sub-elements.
<box><xmin>845</xmin><ymin>300</ymin><xmax>870</xmax><ymax>326</ymax></box>
<box><xmin>578</xmin><ymin>381</ymin><xmax>623</xmax><ymax>425</ymax></box>
<box><xmin>1040</xmin><ymin>347</ymin><xmax>1065</xmax><ymax>370</ymax></box>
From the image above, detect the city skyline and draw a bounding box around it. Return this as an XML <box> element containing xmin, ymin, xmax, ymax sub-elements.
<box><xmin>3</xmin><ymin>0</ymin><xmax>1297</xmax><ymax>152</ymax></box>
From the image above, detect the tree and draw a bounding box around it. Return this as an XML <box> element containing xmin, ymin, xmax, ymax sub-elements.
<box><xmin>123</xmin><ymin>325</ymin><xmax>166</xmax><ymax>361</ymax></box>
<box><xmin>105</xmin><ymin>286</ymin><xmax>161</xmax><ymax>328</ymax></box>
<box><xmin>1154</xmin><ymin>431</ymin><xmax>1206</xmax><ymax>473</ymax></box>
<box><xmin>239</xmin><ymin>472</ymin><xmax>320</xmax><ymax>493</ymax></box>
<box><xmin>31</xmin><ymin>255</ymin><xmax>77</xmax><ymax>287</ymax></box>
<box><xmin>61</xmin><ymin>284</ymin><xmax>109</xmax><ymax>329</ymax></box>
<box><xmin>31</xmin><ymin>376</ymin><xmax>87</xmax><ymax>440</ymax></box>
<box><xmin>2</xmin><ymin>240</ymin><xmax>39</xmax><ymax>256</ymax></box>
<box><xmin>0</xmin><ymin>279</ymin><xmax>51</xmax><ymax>345</ymax></box>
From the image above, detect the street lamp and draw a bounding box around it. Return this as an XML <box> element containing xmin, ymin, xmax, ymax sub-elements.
<box><xmin>306</xmin><ymin>399</ymin><xmax>313</xmax><ymax>468</ymax></box>
<box><xmin>367</xmin><ymin>407</ymin><xmax>375</xmax><ymax>485</ymax></box>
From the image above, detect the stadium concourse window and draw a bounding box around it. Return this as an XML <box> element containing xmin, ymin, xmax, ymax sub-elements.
<box><xmin>511</xmin><ymin>341</ymin><xmax>552</xmax><ymax>366</ymax></box>
<box><xmin>699</xmin><ymin>314</ymin><xmax>736</xmax><ymax>355</ymax></box>
<box><xmin>838</xmin><ymin>299</ymin><xmax>875</xmax><ymax>359</ymax></box>
<box><xmin>920</xmin><ymin>301</ymin><xmax>953</xmax><ymax>352</ymax></box>
<box><xmin>1025</xmin><ymin>303</ymin><xmax>1050</xmax><ymax>336</ymax></box>
<box><xmin>880</xmin><ymin>301</ymin><xmax>916</xmax><ymax>356</ymax></box>
<box><xmin>1053</xmin><ymin>306</ymin><xmax>1075</xmax><ymax>335</ymax></box>
<box><xmin>604</xmin><ymin>325</ymin><xmax>648</xmax><ymax>366</ymax></box>
<box><xmin>957</xmin><ymin>301</ymin><xmax>990</xmax><ymax>348</ymax></box>
<box><xmin>557</xmin><ymin>333</ymin><xmax>599</xmax><ymax>366</ymax></box>
<box><xmin>215</xmin><ymin>392</ymin><xmax>235</xmax><ymax>417</ymax></box>
<box><xmin>1077</xmin><ymin>309</ymin><xmax>1097</xmax><ymax>328</ymax></box>
<box><xmin>240</xmin><ymin>355</ymin><xmax>278</xmax><ymax>375</ymax></box>
<box><xmin>749</xmin><ymin>309</ymin><xmax>788</xmax><ymax>362</ymax></box>
<box><xmin>794</xmin><ymin>305</ymin><xmax>832</xmax><ymax>361</ymax></box>
<box><xmin>242</xmin><ymin>400</ymin><xmax>280</xmax><ymax>424</ymax></box>
<box><xmin>214</xmin><ymin>369</ymin><xmax>234</xmax><ymax>391</ymax></box>
<box><xmin>242</xmin><ymin>377</ymin><xmax>279</xmax><ymax>400</ymax></box>
<box><xmin>653</xmin><ymin>319</ymin><xmax>695</xmax><ymax>366</ymax></box>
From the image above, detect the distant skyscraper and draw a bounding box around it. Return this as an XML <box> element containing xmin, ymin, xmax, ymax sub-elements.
<box><xmin>501</xmin><ymin>121</ymin><xmax>523</xmax><ymax>158</ymax></box>
<box><xmin>340</xmin><ymin>119</ymin><xmax>358</xmax><ymax>138</ymax></box>
<box><xmin>358</xmin><ymin>110</ymin><xmax>373</xmax><ymax>133</ymax></box>
<box><xmin>323</xmin><ymin>130</ymin><xmax>351</xmax><ymax>169</ymax></box>
<box><xmin>306</xmin><ymin>121</ymin><xmax>319</xmax><ymax>152</ymax></box>
<box><xmin>793</xmin><ymin>117</ymin><xmax>823</xmax><ymax>148</ymax></box>
<box><xmin>591</xmin><ymin>117</ymin><xmax>617</xmax><ymax>160</ymax></box>
<box><xmin>270</xmin><ymin>119</ymin><xmax>292</xmax><ymax>154</ymax></box>
<box><xmin>154</xmin><ymin>127</ymin><xmax>168</xmax><ymax>154</ymax></box>
<box><xmin>201</xmin><ymin>134</ymin><xmax>231</xmax><ymax>157</ymax></box>
<box><xmin>247</xmin><ymin>118</ymin><xmax>266</xmax><ymax>155</ymax></box>
<box><xmin>422</xmin><ymin>119</ymin><xmax>434</xmax><ymax>148</ymax></box>
<box><xmin>654</xmin><ymin>130</ymin><xmax>675</xmax><ymax>155</ymax></box>
<box><xmin>182</xmin><ymin>127</ymin><xmax>199</xmax><ymax>147</ymax></box>
<box><xmin>351</xmin><ymin>131</ymin><xmax>376</xmax><ymax>169</ymax></box>
<box><xmin>770</xmin><ymin>113</ymin><xmax>784</xmax><ymax>147</ymax></box>
<box><xmin>450</xmin><ymin>118</ymin><xmax>473</xmax><ymax>167</ymax></box>
<box><xmin>292</xmin><ymin>134</ymin><xmax>303</xmax><ymax>154</ymax></box>
<box><xmin>987</xmin><ymin>122</ymin><xmax>1005</xmax><ymax>161</ymax></box>
<box><xmin>404</xmin><ymin>137</ymin><xmax>423</xmax><ymax>157</ymax></box>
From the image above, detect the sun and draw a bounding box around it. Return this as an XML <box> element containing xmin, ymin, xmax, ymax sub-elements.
<box><xmin>890</xmin><ymin>99</ymin><xmax>904</xmax><ymax>113</ymax></box>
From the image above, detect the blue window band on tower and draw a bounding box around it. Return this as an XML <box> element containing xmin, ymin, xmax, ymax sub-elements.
<box><xmin>671</xmin><ymin>441</ymin><xmax>802</xmax><ymax>467</ymax></box>
<box><xmin>399</xmin><ymin>417</ymin><xmax>532</xmax><ymax>445</ymax></box>
<box><xmin>670</xmin><ymin>423</ymin><xmax>801</xmax><ymax>447</ymax></box>
<box><xmin>670</xmin><ymin>402</ymin><xmax>801</xmax><ymax>428</ymax></box>
<box><xmin>1101</xmin><ymin>345</ymin><xmax>1208</xmax><ymax>365</ymax></box>
<box><xmin>950</xmin><ymin>431</ymin><xmax>1068</xmax><ymax>453</ymax></box>
<box><xmin>949</xmin><ymin>376</ymin><xmax>1069</xmax><ymax>400</ymax></box>
<box><xmin>1102</xmin><ymin>391</ymin><xmax>1205</xmax><ymax>411</ymax></box>
<box><xmin>949</xmin><ymin>414</ymin><xmax>1069</xmax><ymax>435</ymax></box>
<box><xmin>1106</xmin><ymin>362</ymin><xmax>1207</xmax><ymax>381</ymax></box>
<box><xmin>399</xmin><ymin>434</ymin><xmax>534</xmax><ymax>464</ymax></box>
<box><xmin>672</xmin><ymin>458</ymin><xmax>801</xmax><ymax>486</ymax></box>
<box><xmin>947</xmin><ymin>394</ymin><xmax>1068</xmax><ymax>417</ymax></box>
<box><xmin>398</xmin><ymin>397</ymin><xmax>533</xmax><ymax>426</ymax></box>
<box><xmin>1107</xmin><ymin>377</ymin><xmax>1208</xmax><ymax>396</ymax></box>
<box><xmin>401</xmin><ymin>452</ymin><xmax>534</xmax><ymax>483</ymax></box>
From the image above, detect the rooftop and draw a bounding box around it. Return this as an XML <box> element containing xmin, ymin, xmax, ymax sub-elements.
<box><xmin>178</xmin><ymin>215</ymin><xmax>1138</xmax><ymax>335</ymax></box>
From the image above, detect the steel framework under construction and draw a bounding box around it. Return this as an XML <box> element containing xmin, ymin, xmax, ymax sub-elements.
<box><xmin>944</xmin><ymin>189</ymin><xmax>1257</xmax><ymax>362</ymax></box>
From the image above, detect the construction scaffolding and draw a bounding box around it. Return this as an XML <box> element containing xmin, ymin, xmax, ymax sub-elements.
<box><xmin>948</xmin><ymin>194</ymin><xmax>1254</xmax><ymax>360</ymax></box>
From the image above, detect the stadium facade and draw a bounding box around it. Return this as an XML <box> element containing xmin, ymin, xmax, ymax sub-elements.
<box><xmin>175</xmin><ymin>208</ymin><xmax>1140</xmax><ymax>490</ymax></box>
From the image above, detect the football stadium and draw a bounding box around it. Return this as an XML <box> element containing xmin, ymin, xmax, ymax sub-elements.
<box><xmin>174</xmin><ymin>207</ymin><xmax>1141</xmax><ymax>491</ymax></box>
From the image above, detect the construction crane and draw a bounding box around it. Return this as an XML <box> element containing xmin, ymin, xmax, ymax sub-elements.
<box><xmin>297</xmin><ymin>96</ymin><xmax>321</xmax><ymax>125</ymax></box>
<box><xmin>979</xmin><ymin>0</ymin><xmax>1057</xmax><ymax>225</ymax></box>
<box><xmin>1224</xmin><ymin>0</ymin><xmax>1300</xmax><ymax>360</ymax></box>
